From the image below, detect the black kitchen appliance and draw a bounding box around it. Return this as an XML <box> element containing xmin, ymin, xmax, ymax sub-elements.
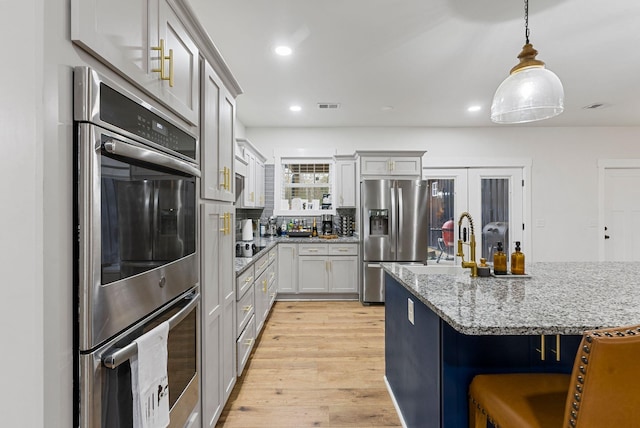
<box><xmin>322</xmin><ymin>214</ymin><xmax>333</xmax><ymax>235</ymax></box>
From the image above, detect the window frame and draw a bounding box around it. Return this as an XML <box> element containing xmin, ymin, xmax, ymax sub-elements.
<box><xmin>274</xmin><ymin>156</ymin><xmax>336</xmax><ymax>217</ymax></box>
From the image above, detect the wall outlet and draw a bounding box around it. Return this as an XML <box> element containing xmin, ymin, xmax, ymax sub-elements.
<box><xmin>408</xmin><ymin>298</ymin><xmax>414</xmax><ymax>325</ymax></box>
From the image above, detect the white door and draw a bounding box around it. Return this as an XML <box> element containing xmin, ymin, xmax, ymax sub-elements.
<box><xmin>603</xmin><ymin>168</ymin><xmax>640</xmax><ymax>261</ymax></box>
<box><xmin>422</xmin><ymin>169</ymin><xmax>468</xmax><ymax>265</ymax></box>
<box><xmin>468</xmin><ymin>168</ymin><xmax>524</xmax><ymax>262</ymax></box>
<box><xmin>423</xmin><ymin>167</ymin><xmax>525</xmax><ymax>266</ymax></box>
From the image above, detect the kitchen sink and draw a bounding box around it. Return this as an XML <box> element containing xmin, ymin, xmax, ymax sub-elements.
<box><xmin>402</xmin><ymin>264</ymin><xmax>463</xmax><ymax>275</ymax></box>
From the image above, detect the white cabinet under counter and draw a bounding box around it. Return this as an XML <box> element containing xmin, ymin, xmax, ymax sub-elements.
<box><xmin>276</xmin><ymin>240</ymin><xmax>360</xmax><ymax>300</ymax></box>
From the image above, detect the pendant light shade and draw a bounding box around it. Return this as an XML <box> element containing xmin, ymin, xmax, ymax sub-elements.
<box><xmin>491</xmin><ymin>1</ymin><xmax>564</xmax><ymax>124</ymax></box>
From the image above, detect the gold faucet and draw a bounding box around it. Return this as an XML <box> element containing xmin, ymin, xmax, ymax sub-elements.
<box><xmin>457</xmin><ymin>212</ymin><xmax>478</xmax><ymax>277</ymax></box>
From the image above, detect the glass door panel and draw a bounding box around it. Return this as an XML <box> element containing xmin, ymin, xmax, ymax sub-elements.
<box><xmin>423</xmin><ymin>169</ymin><xmax>467</xmax><ymax>265</ymax></box>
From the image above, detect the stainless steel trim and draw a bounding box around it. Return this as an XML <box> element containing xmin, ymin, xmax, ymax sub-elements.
<box><xmin>102</xmin><ymin>292</ymin><xmax>200</xmax><ymax>369</ymax></box>
<box><xmin>104</xmin><ymin>139</ymin><xmax>201</xmax><ymax>177</ymax></box>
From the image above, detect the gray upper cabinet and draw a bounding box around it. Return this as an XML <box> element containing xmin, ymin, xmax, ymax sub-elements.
<box><xmin>201</xmin><ymin>60</ymin><xmax>235</xmax><ymax>202</ymax></box>
<box><xmin>71</xmin><ymin>0</ymin><xmax>200</xmax><ymax>125</ymax></box>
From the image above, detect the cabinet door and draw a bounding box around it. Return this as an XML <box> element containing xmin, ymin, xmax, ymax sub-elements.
<box><xmin>360</xmin><ymin>156</ymin><xmax>390</xmax><ymax>175</ymax></box>
<box><xmin>277</xmin><ymin>244</ymin><xmax>298</xmax><ymax>293</ymax></box>
<box><xmin>220</xmin><ymin>207</ymin><xmax>236</xmax><ymax>401</ymax></box>
<box><xmin>328</xmin><ymin>256</ymin><xmax>358</xmax><ymax>292</ymax></box>
<box><xmin>254</xmin><ymin>270</ymin><xmax>269</xmax><ymax>334</ymax></box>
<box><xmin>336</xmin><ymin>160</ymin><xmax>356</xmax><ymax>207</ymax></box>
<box><xmin>389</xmin><ymin>157</ymin><xmax>421</xmax><ymax>176</ymax></box>
<box><xmin>71</xmin><ymin>0</ymin><xmax>154</xmax><ymax>88</ymax></box>
<box><xmin>200</xmin><ymin>203</ymin><xmax>223</xmax><ymax>426</ymax></box>
<box><xmin>156</xmin><ymin>0</ymin><xmax>199</xmax><ymax>125</ymax></box>
<box><xmin>256</xmin><ymin>160</ymin><xmax>266</xmax><ymax>207</ymax></box>
<box><xmin>243</xmin><ymin>151</ymin><xmax>256</xmax><ymax>207</ymax></box>
<box><xmin>298</xmin><ymin>257</ymin><xmax>329</xmax><ymax>292</ymax></box>
<box><xmin>201</xmin><ymin>62</ymin><xmax>235</xmax><ymax>202</ymax></box>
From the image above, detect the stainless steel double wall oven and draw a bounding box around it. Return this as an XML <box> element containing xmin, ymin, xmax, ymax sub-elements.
<box><xmin>73</xmin><ymin>66</ymin><xmax>200</xmax><ymax>428</ymax></box>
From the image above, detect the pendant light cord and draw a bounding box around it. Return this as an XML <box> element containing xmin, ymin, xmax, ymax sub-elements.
<box><xmin>524</xmin><ymin>0</ymin><xmax>530</xmax><ymax>44</ymax></box>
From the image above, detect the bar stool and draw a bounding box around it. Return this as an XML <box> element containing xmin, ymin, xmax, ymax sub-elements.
<box><xmin>468</xmin><ymin>324</ymin><xmax>640</xmax><ymax>428</ymax></box>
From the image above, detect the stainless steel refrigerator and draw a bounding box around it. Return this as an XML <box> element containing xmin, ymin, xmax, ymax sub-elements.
<box><xmin>360</xmin><ymin>179</ymin><xmax>429</xmax><ymax>303</ymax></box>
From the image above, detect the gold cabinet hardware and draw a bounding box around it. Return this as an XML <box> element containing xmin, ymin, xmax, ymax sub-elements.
<box><xmin>227</xmin><ymin>213</ymin><xmax>231</xmax><ymax>234</ymax></box>
<box><xmin>550</xmin><ymin>334</ymin><xmax>561</xmax><ymax>361</ymax></box>
<box><xmin>244</xmin><ymin>338</ymin><xmax>254</xmax><ymax>346</ymax></box>
<box><xmin>226</xmin><ymin>167</ymin><xmax>231</xmax><ymax>190</ymax></box>
<box><xmin>250</xmin><ymin>191</ymin><xmax>254</xmax><ymax>202</ymax></box>
<box><xmin>151</xmin><ymin>39</ymin><xmax>174</xmax><ymax>87</ymax></box>
<box><xmin>536</xmin><ymin>334</ymin><xmax>546</xmax><ymax>361</ymax></box>
<box><xmin>219</xmin><ymin>167</ymin><xmax>226</xmax><ymax>189</ymax></box>
<box><xmin>243</xmin><ymin>305</ymin><xmax>252</xmax><ymax>312</ymax></box>
<box><xmin>244</xmin><ymin>276</ymin><xmax>253</xmax><ymax>284</ymax></box>
<box><xmin>263</xmin><ymin>279</ymin><xmax>267</xmax><ymax>292</ymax></box>
<box><xmin>219</xmin><ymin>214</ymin><xmax>226</xmax><ymax>233</ymax></box>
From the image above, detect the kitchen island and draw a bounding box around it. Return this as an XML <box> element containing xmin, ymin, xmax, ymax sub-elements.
<box><xmin>382</xmin><ymin>262</ymin><xmax>640</xmax><ymax>428</ymax></box>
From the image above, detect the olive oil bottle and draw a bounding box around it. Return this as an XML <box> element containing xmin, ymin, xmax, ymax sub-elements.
<box><xmin>510</xmin><ymin>241</ymin><xmax>526</xmax><ymax>275</ymax></box>
<box><xmin>493</xmin><ymin>242</ymin><xmax>508</xmax><ymax>275</ymax></box>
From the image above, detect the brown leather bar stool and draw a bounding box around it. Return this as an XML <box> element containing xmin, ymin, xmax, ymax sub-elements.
<box><xmin>468</xmin><ymin>324</ymin><xmax>640</xmax><ymax>428</ymax></box>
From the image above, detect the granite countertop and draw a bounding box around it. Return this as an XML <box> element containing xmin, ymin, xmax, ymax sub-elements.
<box><xmin>235</xmin><ymin>235</ymin><xmax>360</xmax><ymax>274</ymax></box>
<box><xmin>382</xmin><ymin>262</ymin><xmax>640</xmax><ymax>336</ymax></box>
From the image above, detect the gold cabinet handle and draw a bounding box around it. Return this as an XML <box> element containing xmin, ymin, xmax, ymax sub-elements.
<box><xmin>227</xmin><ymin>213</ymin><xmax>231</xmax><ymax>234</ymax></box>
<box><xmin>151</xmin><ymin>39</ymin><xmax>174</xmax><ymax>87</ymax></box>
<box><xmin>245</xmin><ymin>338</ymin><xmax>254</xmax><ymax>346</ymax></box>
<box><xmin>263</xmin><ymin>279</ymin><xmax>267</xmax><ymax>293</ymax></box>
<box><xmin>227</xmin><ymin>167</ymin><xmax>231</xmax><ymax>190</ymax></box>
<box><xmin>536</xmin><ymin>334</ymin><xmax>546</xmax><ymax>361</ymax></box>
<box><xmin>219</xmin><ymin>168</ymin><xmax>226</xmax><ymax>189</ymax></box>
<box><xmin>243</xmin><ymin>305</ymin><xmax>252</xmax><ymax>312</ymax></box>
<box><xmin>244</xmin><ymin>276</ymin><xmax>253</xmax><ymax>284</ymax></box>
<box><xmin>550</xmin><ymin>334</ymin><xmax>561</xmax><ymax>361</ymax></box>
<box><xmin>219</xmin><ymin>214</ymin><xmax>226</xmax><ymax>232</ymax></box>
<box><xmin>151</xmin><ymin>39</ymin><xmax>166</xmax><ymax>79</ymax></box>
<box><xmin>250</xmin><ymin>191</ymin><xmax>255</xmax><ymax>202</ymax></box>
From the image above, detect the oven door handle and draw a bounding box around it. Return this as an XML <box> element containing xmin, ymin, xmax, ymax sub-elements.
<box><xmin>103</xmin><ymin>139</ymin><xmax>201</xmax><ymax>178</ymax></box>
<box><xmin>102</xmin><ymin>292</ymin><xmax>200</xmax><ymax>369</ymax></box>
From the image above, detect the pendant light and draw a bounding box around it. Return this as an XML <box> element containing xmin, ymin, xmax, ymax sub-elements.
<box><xmin>491</xmin><ymin>0</ymin><xmax>564</xmax><ymax>124</ymax></box>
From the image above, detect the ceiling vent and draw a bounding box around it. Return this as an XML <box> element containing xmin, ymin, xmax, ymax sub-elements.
<box><xmin>317</xmin><ymin>103</ymin><xmax>340</xmax><ymax>109</ymax></box>
<box><xmin>582</xmin><ymin>102</ymin><xmax>610</xmax><ymax>110</ymax></box>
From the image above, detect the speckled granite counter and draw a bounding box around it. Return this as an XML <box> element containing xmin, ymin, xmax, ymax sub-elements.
<box><xmin>235</xmin><ymin>235</ymin><xmax>360</xmax><ymax>275</ymax></box>
<box><xmin>382</xmin><ymin>261</ymin><xmax>640</xmax><ymax>335</ymax></box>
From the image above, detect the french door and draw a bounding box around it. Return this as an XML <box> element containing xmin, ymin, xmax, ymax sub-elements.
<box><xmin>423</xmin><ymin>167</ymin><xmax>524</xmax><ymax>266</ymax></box>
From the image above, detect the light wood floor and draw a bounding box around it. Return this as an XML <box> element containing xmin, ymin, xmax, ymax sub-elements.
<box><xmin>216</xmin><ymin>301</ymin><xmax>402</xmax><ymax>428</ymax></box>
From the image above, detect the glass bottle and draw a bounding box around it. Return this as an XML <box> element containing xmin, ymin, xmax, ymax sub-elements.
<box><xmin>312</xmin><ymin>218</ymin><xmax>318</xmax><ymax>237</ymax></box>
<box><xmin>511</xmin><ymin>241</ymin><xmax>525</xmax><ymax>275</ymax></box>
<box><xmin>493</xmin><ymin>242</ymin><xmax>507</xmax><ymax>275</ymax></box>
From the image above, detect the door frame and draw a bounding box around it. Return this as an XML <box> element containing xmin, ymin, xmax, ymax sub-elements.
<box><xmin>597</xmin><ymin>159</ymin><xmax>640</xmax><ymax>261</ymax></box>
<box><xmin>423</xmin><ymin>157</ymin><xmax>532</xmax><ymax>260</ymax></box>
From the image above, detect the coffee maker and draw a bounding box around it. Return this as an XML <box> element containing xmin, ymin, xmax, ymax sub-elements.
<box><xmin>322</xmin><ymin>214</ymin><xmax>333</xmax><ymax>235</ymax></box>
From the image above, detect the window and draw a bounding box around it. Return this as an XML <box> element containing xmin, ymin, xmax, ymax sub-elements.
<box><xmin>275</xmin><ymin>159</ymin><xmax>334</xmax><ymax>215</ymax></box>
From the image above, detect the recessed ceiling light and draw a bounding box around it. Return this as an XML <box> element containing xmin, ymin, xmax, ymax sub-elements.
<box><xmin>467</xmin><ymin>105</ymin><xmax>482</xmax><ymax>113</ymax></box>
<box><xmin>275</xmin><ymin>46</ymin><xmax>293</xmax><ymax>56</ymax></box>
<box><xmin>289</xmin><ymin>105</ymin><xmax>302</xmax><ymax>112</ymax></box>
<box><xmin>381</xmin><ymin>106</ymin><xmax>394</xmax><ymax>111</ymax></box>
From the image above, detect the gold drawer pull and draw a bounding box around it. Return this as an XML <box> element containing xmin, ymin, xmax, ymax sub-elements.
<box><xmin>243</xmin><ymin>305</ymin><xmax>252</xmax><ymax>312</ymax></box>
<box><xmin>244</xmin><ymin>338</ymin><xmax>254</xmax><ymax>346</ymax></box>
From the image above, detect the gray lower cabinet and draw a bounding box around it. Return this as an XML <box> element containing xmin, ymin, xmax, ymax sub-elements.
<box><xmin>278</xmin><ymin>242</ymin><xmax>359</xmax><ymax>297</ymax></box>
<box><xmin>236</xmin><ymin>247</ymin><xmax>278</xmax><ymax>376</ymax></box>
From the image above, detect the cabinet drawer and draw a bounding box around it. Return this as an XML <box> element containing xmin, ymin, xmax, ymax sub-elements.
<box><xmin>236</xmin><ymin>286</ymin><xmax>254</xmax><ymax>335</ymax></box>
<box><xmin>328</xmin><ymin>244</ymin><xmax>358</xmax><ymax>256</ymax></box>
<box><xmin>236</xmin><ymin>314</ymin><xmax>256</xmax><ymax>376</ymax></box>
<box><xmin>268</xmin><ymin>247</ymin><xmax>277</xmax><ymax>265</ymax></box>
<box><xmin>298</xmin><ymin>243</ymin><xmax>329</xmax><ymax>255</ymax></box>
<box><xmin>236</xmin><ymin>265</ymin><xmax>255</xmax><ymax>299</ymax></box>
<box><xmin>254</xmin><ymin>252</ymin><xmax>270</xmax><ymax>277</ymax></box>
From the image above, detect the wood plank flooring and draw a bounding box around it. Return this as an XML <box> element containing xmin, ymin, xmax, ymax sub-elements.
<box><xmin>216</xmin><ymin>301</ymin><xmax>402</xmax><ymax>428</ymax></box>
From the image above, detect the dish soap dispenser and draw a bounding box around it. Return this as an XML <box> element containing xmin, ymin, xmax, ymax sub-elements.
<box><xmin>493</xmin><ymin>242</ymin><xmax>507</xmax><ymax>275</ymax></box>
<box><xmin>511</xmin><ymin>241</ymin><xmax>525</xmax><ymax>275</ymax></box>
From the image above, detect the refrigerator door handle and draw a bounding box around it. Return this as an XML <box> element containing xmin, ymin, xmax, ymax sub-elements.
<box><xmin>397</xmin><ymin>186</ymin><xmax>403</xmax><ymax>247</ymax></box>
<box><xmin>390</xmin><ymin>185</ymin><xmax>397</xmax><ymax>258</ymax></box>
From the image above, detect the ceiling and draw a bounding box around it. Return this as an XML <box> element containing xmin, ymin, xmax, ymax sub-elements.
<box><xmin>187</xmin><ymin>0</ymin><xmax>640</xmax><ymax>128</ymax></box>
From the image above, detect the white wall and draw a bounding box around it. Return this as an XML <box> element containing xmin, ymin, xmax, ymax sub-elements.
<box><xmin>246</xmin><ymin>126</ymin><xmax>640</xmax><ymax>262</ymax></box>
<box><xmin>1</xmin><ymin>0</ymin><xmax>45</xmax><ymax>426</ymax></box>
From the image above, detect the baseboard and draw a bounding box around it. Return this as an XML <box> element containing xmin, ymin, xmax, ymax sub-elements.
<box><xmin>384</xmin><ymin>375</ymin><xmax>408</xmax><ymax>428</ymax></box>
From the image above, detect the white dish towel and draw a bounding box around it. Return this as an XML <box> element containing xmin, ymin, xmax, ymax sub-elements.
<box><xmin>130</xmin><ymin>321</ymin><xmax>170</xmax><ymax>428</ymax></box>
